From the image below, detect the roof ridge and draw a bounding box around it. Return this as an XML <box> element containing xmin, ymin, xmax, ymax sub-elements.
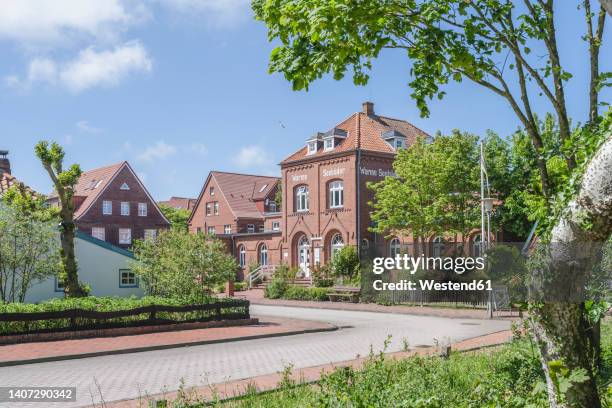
<box><xmin>81</xmin><ymin>161</ymin><xmax>126</xmax><ymax>174</ymax></box>
<box><xmin>211</xmin><ymin>170</ymin><xmax>280</xmax><ymax>179</ymax></box>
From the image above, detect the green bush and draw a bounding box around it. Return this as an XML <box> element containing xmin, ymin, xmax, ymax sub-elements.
<box><xmin>279</xmin><ymin>286</ymin><xmax>332</xmax><ymax>301</ymax></box>
<box><xmin>234</xmin><ymin>282</ymin><xmax>247</xmax><ymax>291</ymax></box>
<box><xmin>0</xmin><ymin>295</ymin><xmax>247</xmax><ymax>334</ymax></box>
<box><xmin>265</xmin><ymin>278</ymin><xmax>288</xmax><ymax>299</ymax></box>
<box><xmin>331</xmin><ymin>246</ymin><xmax>360</xmax><ymax>280</ymax></box>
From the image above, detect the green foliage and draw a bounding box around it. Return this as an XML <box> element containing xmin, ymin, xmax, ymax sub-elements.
<box><xmin>485</xmin><ymin>245</ymin><xmax>528</xmax><ymax>302</ymax></box>
<box><xmin>282</xmin><ymin>286</ymin><xmax>332</xmax><ymax>301</ymax></box>
<box><xmin>330</xmin><ymin>246</ymin><xmax>360</xmax><ymax>280</ymax></box>
<box><xmin>0</xmin><ymin>295</ymin><xmax>242</xmax><ymax>334</ymax></box>
<box><xmin>158</xmin><ymin>204</ymin><xmax>191</xmax><ymax>232</ymax></box>
<box><xmin>264</xmin><ymin>277</ymin><xmax>289</xmax><ymax>299</ymax></box>
<box><xmin>130</xmin><ymin>229</ymin><xmax>237</xmax><ymax>302</ymax></box>
<box><xmin>0</xmin><ymin>199</ymin><xmax>60</xmax><ymax>303</ymax></box>
<box><xmin>311</xmin><ymin>264</ymin><xmax>334</xmax><ymax>288</ymax></box>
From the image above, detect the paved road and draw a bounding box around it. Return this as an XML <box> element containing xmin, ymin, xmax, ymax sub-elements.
<box><xmin>0</xmin><ymin>305</ymin><xmax>510</xmax><ymax>408</ymax></box>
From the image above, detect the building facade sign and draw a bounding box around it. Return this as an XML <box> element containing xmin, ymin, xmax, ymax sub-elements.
<box><xmin>291</xmin><ymin>174</ymin><xmax>307</xmax><ymax>182</ymax></box>
<box><xmin>322</xmin><ymin>167</ymin><xmax>346</xmax><ymax>177</ymax></box>
<box><xmin>359</xmin><ymin>167</ymin><xmax>397</xmax><ymax>178</ymax></box>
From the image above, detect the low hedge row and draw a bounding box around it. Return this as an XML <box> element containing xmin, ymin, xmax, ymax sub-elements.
<box><xmin>0</xmin><ymin>296</ymin><xmax>248</xmax><ymax>335</ymax></box>
<box><xmin>265</xmin><ymin>284</ymin><xmax>332</xmax><ymax>301</ymax></box>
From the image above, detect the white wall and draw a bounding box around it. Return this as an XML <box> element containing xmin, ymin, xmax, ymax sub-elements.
<box><xmin>25</xmin><ymin>235</ymin><xmax>143</xmax><ymax>303</ymax></box>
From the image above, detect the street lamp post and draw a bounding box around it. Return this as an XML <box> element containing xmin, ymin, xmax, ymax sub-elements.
<box><xmin>481</xmin><ymin>142</ymin><xmax>495</xmax><ymax>319</ymax></box>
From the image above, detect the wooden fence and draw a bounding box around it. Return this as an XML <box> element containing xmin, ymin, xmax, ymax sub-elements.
<box><xmin>0</xmin><ymin>299</ymin><xmax>250</xmax><ymax>336</ymax></box>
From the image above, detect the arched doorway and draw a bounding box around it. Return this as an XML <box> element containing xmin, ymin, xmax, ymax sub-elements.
<box><xmin>297</xmin><ymin>235</ymin><xmax>311</xmax><ymax>277</ymax></box>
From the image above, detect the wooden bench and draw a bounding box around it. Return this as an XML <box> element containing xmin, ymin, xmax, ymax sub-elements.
<box><xmin>328</xmin><ymin>286</ymin><xmax>360</xmax><ymax>303</ymax></box>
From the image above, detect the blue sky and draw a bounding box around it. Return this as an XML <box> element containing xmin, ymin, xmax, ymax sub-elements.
<box><xmin>0</xmin><ymin>1</ymin><xmax>609</xmax><ymax>200</ymax></box>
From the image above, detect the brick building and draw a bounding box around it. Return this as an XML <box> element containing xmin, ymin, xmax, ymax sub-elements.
<box><xmin>48</xmin><ymin>161</ymin><xmax>170</xmax><ymax>248</ymax></box>
<box><xmin>158</xmin><ymin>196</ymin><xmax>197</xmax><ymax>211</ymax></box>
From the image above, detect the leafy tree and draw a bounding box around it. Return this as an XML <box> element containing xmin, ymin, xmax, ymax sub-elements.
<box><xmin>331</xmin><ymin>246</ymin><xmax>360</xmax><ymax>282</ymax></box>
<box><xmin>253</xmin><ymin>1</ymin><xmax>611</xmax><ymax>405</ymax></box>
<box><xmin>159</xmin><ymin>204</ymin><xmax>191</xmax><ymax>232</ymax></box>
<box><xmin>130</xmin><ymin>229</ymin><xmax>237</xmax><ymax>302</ymax></box>
<box><xmin>35</xmin><ymin>141</ymin><xmax>85</xmax><ymax>298</ymax></box>
<box><xmin>0</xmin><ymin>186</ymin><xmax>60</xmax><ymax>302</ymax></box>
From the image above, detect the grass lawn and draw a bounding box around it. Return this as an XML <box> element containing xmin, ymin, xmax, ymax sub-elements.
<box><xmin>166</xmin><ymin>318</ymin><xmax>611</xmax><ymax>408</ymax></box>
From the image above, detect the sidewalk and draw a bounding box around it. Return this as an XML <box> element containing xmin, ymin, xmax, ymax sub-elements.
<box><xmin>104</xmin><ymin>329</ymin><xmax>513</xmax><ymax>408</ymax></box>
<box><xmin>237</xmin><ymin>289</ymin><xmax>518</xmax><ymax>320</ymax></box>
<box><xmin>0</xmin><ymin>316</ymin><xmax>337</xmax><ymax>367</ymax></box>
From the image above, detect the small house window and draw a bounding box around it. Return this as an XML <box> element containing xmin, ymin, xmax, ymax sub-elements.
<box><xmin>390</xmin><ymin>237</ymin><xmax>401</xmax><ymax>258</ymax></box>
<box><xmin>259</xmin><ymin>184</ymin><xmax>268</xmax><ymax>192</ymax></box>
<box><xmin>307</xmin><ymin>141</ymin><xmax>317</xmax><ymax>155</ymax></box>
<box><xmin>210</xmin><ymin>186</ymin><xmax>215</xmax><ymax>196</ymax></box>
<box><xmin>144</xmin><ymin>229</ymin><xmax>157</xmax><ymax>240</ymax></box>
<box><xmin>259</xmin><ymin>244</ymin><xmax>268</xmax><ymax>266</ymax></box>
<box><xmin>395</xmin><ymin>139</ymin><xmax>404</xmax><ymax>149</ymax></box>
<box><xmin>214</xmin><ymin>202</ymin><xmax>219</xmax><ymax>215</ymax></box>
<box><xmin>120</xmin><ymin>202</ymin><xmax>130</xmax><ymax>216</ymax></box>
<box><xmin>328</xmin><ymin>180</ymin><xmax>344</xmax><ymax>208</ymax></box>
<box><xmin>207</xmin><ymin>226</ymin><xmax>216</xmax><ymax>235</ymax></box>
<box><xmin>259</xmin><ymin>225</ymin><xmax>265</xmax><ymax>232</ymax></box>
<box><xmin>120</xmin><ymin>183</ymin><xmax>130</xmax><ymax>190</ymax></box>
<box><xmin>102</xmin><ymin>200</ymin><xmax>112</xmax><ymax>215</ymax></box>
<box><xmin>119</xmin><ymin>269</ymin><xmax>138</xmax><ymax>288</ymax></box>
<box><xmin>224</xmin><ymin>225</ymin><xmax>231</xmax><ymax>234</ymax></box>
<box><xmin>269</xmin><ymin>201</ymin><xmax>277</xmax><ymax>212</ymax></box>
<box><xmin>206</xmin><ymin>203</ymin><xmax>212</xmax><ymax>216</ymax></box>
<box><xmin>272</xmin><ymin>221</ymin><xmax>280</xmax><ymax>231</ymax></box>
<box><xmin>247</xmin><ymin>224</ymin><xmax>255</xmax><ymax>233</ymax></box>
<box><xmin>119</xmin><ymin>228</ymin><xmax>132</xmax><ymax>244</ymax></box>
<box><xmin>239</xmin><ymin>245</ymin><xmax>246</xmax><ymax>268</ymax></box>
<box><xmin>324</xmin><ymin>138</ymin><xmax>334</xmax><ymax>151</ymax></box>
<box><xmin>55</xmin><ymin>276</ymin><xmax>65</xmax><ymax>292</ymax></box>
<box><xmin>295</xmin><ymin>185</ymin><xmax>309</xmax><ymax>212</ymax></box>
<box><xmin>138</xmin><ymin>203</ymin><xmax>147</xmax><ymax>217</ymax></box>
<box><xmin>92</xmin><ymin>227</ymin><xmax>105</xmax><ymax>241</ymax></box>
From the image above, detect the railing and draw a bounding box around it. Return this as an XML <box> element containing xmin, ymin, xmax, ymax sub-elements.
<box><xmin>248</xmin><ymin>265</ymin><xmax>278</xmax><ymax>289</ymax></box>
<box><xmin>0</xmin><ymin>299</ymin><xmax>250</xmax><ymax>336</ymax></box>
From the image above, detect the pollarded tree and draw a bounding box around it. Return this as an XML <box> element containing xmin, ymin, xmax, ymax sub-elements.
<box><xmin>253</xmin><ymin>1</ymin><xmax>610</xmax><ymax>405</ymax></box>
<box><xmin>34</xmin><ymin>141</ymin><xmax>85</xmax><ymax>298</ymax></box>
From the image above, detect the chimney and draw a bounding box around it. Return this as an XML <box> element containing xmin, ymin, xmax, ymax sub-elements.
<box><xmin>362</xmin><ymin>101</ymin><xmax>374</xmax><ymax>116</ymax></box>
<box><xmin>0</xmin><ymin>150</ymin><xmax>9</xmax><ymax>175</ymax></box>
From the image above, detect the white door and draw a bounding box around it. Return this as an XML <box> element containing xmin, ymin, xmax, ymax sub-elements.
<box><xmin>298</xmin><ymin>245</ymin><xmax>310</xmax><ymax>277</ymax></box>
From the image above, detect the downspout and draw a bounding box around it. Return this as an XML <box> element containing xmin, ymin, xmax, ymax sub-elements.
<box><xmin>355</xmin><ymin>112</ymin><xmax>362</xmax><ymax>259</ymax></box>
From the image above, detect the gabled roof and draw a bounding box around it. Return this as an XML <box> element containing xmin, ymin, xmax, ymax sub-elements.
<box><xmin>190</xmin><ymin>171</ymin><xmax>280</xmax><ymax>222</ymax></box>
<box><xmin>281</xmin><ymin>109</ymin><xmax>429</xmax><ymax>164</ymax></box>
<box><xmin>158</xmin><ymin>196</ymin><xmax>197</xmax><ymax>210</ymax></box>
<box><xmin>50</xmin><ymin>161</ymin><xmax>169</xmax><ymax>224</ymax></box>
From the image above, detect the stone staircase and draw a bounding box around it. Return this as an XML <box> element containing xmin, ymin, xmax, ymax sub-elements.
<box><xmin>248</xmin><ymin>265</ymin><xmax>312</xmax><ymax>289</ymax></box>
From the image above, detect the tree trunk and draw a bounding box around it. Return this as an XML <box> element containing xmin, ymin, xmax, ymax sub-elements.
<box><xmin>530</xmin><ymin>136</ymin><xmax>612</xmax><ymax>407</ymax></box>
<box><xmin>60</xmin><ymin>216</ymin><xmax>84</xmax><ymax>298</ymax></box>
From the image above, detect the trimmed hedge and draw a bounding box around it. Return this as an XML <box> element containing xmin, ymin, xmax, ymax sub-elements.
<box><xmin>266</xmin><ymin>285</ymin><xmax>332</xmax><ymax>301</ymax></box>
<box><xmin>0</xmin><ymin>296</ymin><xmax>248</xmax><ymax>335</ymax></box>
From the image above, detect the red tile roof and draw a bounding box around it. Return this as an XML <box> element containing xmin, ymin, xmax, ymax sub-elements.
<box><xmin>158</xmin><ymin>197</ymin><xmax>197</xmax><ymax>211</ymax></box>
<box><xmin>0</xmin><ymin>172</ymin><xmax>37</xmax><ymax>197</ymax></box>
<box><xmin>281</xmin><ymin>107</ymin><xmax>429</xmax><ymax>164</ymax></box>
<box><xmin>211</xmin><ymin>171</ymin><xmax>279</xmax><ymax>219</ymax></box>
<box><xmin>67</xmin><ymin>162</ymin><xmax>126</xmax><ymax>218</ymax></box>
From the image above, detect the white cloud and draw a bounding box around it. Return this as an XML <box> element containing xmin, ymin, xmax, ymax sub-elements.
<box><xmin>76</xmin><ymin>120</ymin><xmax>102</xmax><ymax>133</ymax></box>
<box><xmin>60</xmin><ymin>41</ymin><xmax>152</xmax><ymax>92</ymax></box>
<box><xmin>157</xmin><ymin>0</ymin><xmax>250</xmax><ymax>26</ymax></box>
<box><xmin>6</xmin><ymin>41</ymin><xmax>152</xmax><ymax>92</ymax></box>
<box><xmin>233</xmin><ymin>145</ymin><xmax>273</xmax><ymax>168</ymax></box>
<box><xmin>0</xmin><ymin>0</ymin><xmax>137</xmax><ymax>46</ymax></box>
<box><xmin>137</xmin><ymin>141</ymin><xmax>177</xmax><ymax>162</ymax></box>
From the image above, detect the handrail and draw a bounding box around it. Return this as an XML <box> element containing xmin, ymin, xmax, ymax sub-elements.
<box><xmin>248</xmin><ymin>265</ymin><xmax>278</xmax><ymax>289</ymax></box>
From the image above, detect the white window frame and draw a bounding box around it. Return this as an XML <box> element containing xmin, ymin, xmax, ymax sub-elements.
<box><xmin>102</xmin><ymin>200</ymin><xmax>112</xmax><ymax>215</ymax></box>
<box><xmin>329</xmin><ymin>180</ymin><xmax>344</xmax><ymax>208</ymax></box>
<box><xmin>239</xmin><ymin>245</ymin><xmax>246</xmax><ymax>268</ymax></box>
<box><xmin>268</xmin><ymin>201</ymin><xmax>277</xmax><ymax>213</ymax></box>
<box><xmin>224</xmin><ymin>225</ymin><xmax>231</xmax><ymax>234</ymax></box>
<box><xmin>272</xmin><ymin>221</ymin><xmax>280</xmax><ymax>231</ymax></box>
<box><xmin>324</xmin><ymin>138</ymin><xmax>334</xmax><ymax>151</ymax></box>
<box><xmin>119</xmin><ymin>269</ymin><xmax>138</xmax><ymax>288</ymax></box>
<box><xmin>214</xmin><ymin>202</ymin><xmax>219</xmax><ymax>215</ymax></box>
<box><xmin>144</xmin><ymin>229</ymin><xmax>157</xmax><ymax>240</ymax></box>
<box><xmin>247</xmin><ymin>224</ymin><xmax>255</xmax><ymax>233</ymax></box>
<box><xmin>259</xmin><ymin>244</ymin><xmax>268</xmax><ymax>266</ymax></box>
<box><xmin>138</xmin><ymin>202</ymin><xmax>147</xmax><ymax>217</ymax></box>
<box><xmin>295</xmin><ymin>185</ymin><xmax>309</xmax><ymax>212</ymax></box>
<box><xmin>210</xmin><ymin>186</ymin><xmax>215</xmax><ymax>196</ymax></box>
<box><xmin>120</xmin><ymin>182</ymin><xmax>130</xmax><ymax>190</ymax></box>
<box><xmin>330</xmin><ymin>233</ymin><xmax>344</xmax><ymax>259</ymax></box>
<box><xmin>91</xmin><ymin>227</ymin><xmax>105</xmax><ymax>241</ymax></box>
<box><xmin>205</xmin><ymin>203</ymin><xmax>212</xmax><ymax>216</ymax></box>
<box><xmin>207</xmin><ymin>226</ymin><xmax>216</xmax><ymax>235</ymax></box>
<box><xmin>390</xmin><ymin>237</ymin><xmax>401</xmax><ymax>258</ymax></box>
<box><xmin>120</xmin><ymin>202</ymin><xmax>130</xmax><ymax>216</ymax></box>
<box><xmin>307</xmin><ymin>141</ymin><xmax>317</xmax><ymax>155</ymax></box>
<box><xmin>119</xmin><ymin>228</ymin><xmax>132</xmax><ymax>244</ymax></box>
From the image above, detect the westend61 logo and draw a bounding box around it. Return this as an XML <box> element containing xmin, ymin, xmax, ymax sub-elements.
<box><xmin>371</xmin><ymin>255</ymin><xmax>491</xmax><ymax>291</ymax></box>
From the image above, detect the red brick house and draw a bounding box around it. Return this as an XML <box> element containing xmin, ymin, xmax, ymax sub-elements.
<box><xmin>189</xmin><ymin>171</ymin><xmax>281</xmax><ymax>280</ymax></box>
<box><xmin>158</xmin><ymin>196</ymin><xmax>197</xmax><ymax>211</ymax></box>
<box><xmin>48</xmin><ymin>161</ymin><xmax>170</xmax><ymax>248</ymax></box>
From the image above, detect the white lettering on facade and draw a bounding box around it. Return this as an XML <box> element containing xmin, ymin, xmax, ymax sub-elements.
<box><xmin>292</xmin><ymin>174</ymin><xmax>308</xmax><ymax>182</ymax></box>
<box><xmin>322</xmin><ymin>167</ymin><xmax>345</xmax><ymax>177</ymax></box>
<box><xmin>360</xmin><ymin>167</ymin><xmax>396</xmax><ymax>178</ymax></box>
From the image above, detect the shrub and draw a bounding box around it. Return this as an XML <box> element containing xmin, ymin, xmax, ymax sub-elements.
<box><xmin>331</xmin><ymin>246</ymin><xmax>360</xmax><ymax>281</ymax></box>
<box><xmin>312</xmin><ymin>264</ymin><xmax>334</xmax><ymax>287</ymax></box>
<box><xmin>265</xmin><ymin>278</ymin><xmax>288</xmax><ymax>299</ymax></box>
<box><xmin>281</xmin><ymin>286</ymin><xmax>331</xmax><ymax>301</ymax></box>
<box><xmin>234</xmin><ymin>282</ymin><xmax>247</xmax><ymax>291</ymax></box>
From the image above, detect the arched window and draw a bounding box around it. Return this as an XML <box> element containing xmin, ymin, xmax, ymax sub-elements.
<box><xmin>328</xmin><ymin>180</ymin><xmax>344</xmax><ymax>208</ymax></box>
<box><xmin>330</xmin><ymin>233</ymin><xmax>344</xmax><ymax>259</ymax></box>
<box><xmin>389</xmin><ymin>238</ymin><xmax>401</xmax><ymax>258</ymax></box>
<box><xmin>473</xmin><ymin>234</ymin><xmax>482</xmax><ymax>258</ymax></box>
<box><xmin>432</xmin><ymin>236</ymin><xmax>445</xmax><ymax>258</ymax></box>
<box><xmin>259</xmin><ymin>243</ymin><xmax>268</xmax><ymax>266</ymax></box>
<box><xmin>238</xmin><ymin>245</ymin><xmax>246</xmax><ymax>268</ymax></box>
<box><xmin>295</xmin><ymin>185</ymin><xmax>309</xmax><ymax>212</ymax></box>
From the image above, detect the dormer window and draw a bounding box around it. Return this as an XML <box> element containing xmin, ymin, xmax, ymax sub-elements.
<box><xmin>395</xmin><ymin>139</ymin><xmax>405</xmax><ymax>149</ymax></box>
<box><xmin>307</xmin><ymin>141</ymin><xmax>317</xmax><ymax>155</ymax></box>
<box><xmin>120</xmin><ymin>183</ymin><xmax>130</xmax><ymax>190</ymax></box>
<box><xmin>324</xmin><ymin>138</ymin><xmax>334</xmax><ymax>151</ymax></box>
<box><xmin>382</xmin><ymin>130</ymin><xmax>407</xmax><ymax>151</ymax></box>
